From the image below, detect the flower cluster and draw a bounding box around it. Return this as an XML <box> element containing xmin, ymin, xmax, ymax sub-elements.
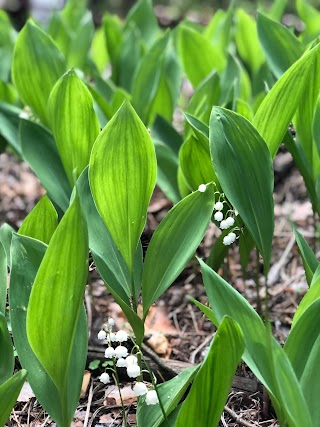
<box><xmin>97</xmin><ymin>318</ymin><xmax>159</xmax><ymax>405</ymax></box>
<box><xmin>210</xmin><ymin>190</ymin><xmax>239</xmax><ymax>246</ymax></box>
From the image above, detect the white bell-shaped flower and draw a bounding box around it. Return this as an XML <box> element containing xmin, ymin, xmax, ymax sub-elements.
<box><xmin>105</xmin><ymin>347</ymin><xmax>115</xmax><ymax>358</ymax></box>
<box><xmin>97</xmin><ymin>330</ymin><xmax>107</xmax><ymax>340</ymax></box>
<box><xmin>114</xmin><ymin>345</ymin><xmax>128</xmax><ymax>359</ymax></box>
<box><xmin>99</xmin><ymin>372</ymin><xmax>110</xmax><ymax>384</ymax></box>
<box><xmin>133</xmin><ymin>382</ymin><xmax>148</xmax><ymax>396</ymax></box>
<box><xmin>145</xmin><ymin>390</ymin><xmax>159</xmax><ymax>405</ymax></box>
<box><xmin>214</xmin><ymin>211</ymin><xmax>223</xmax><ymax>222</ymax></box>
<box><xmin>127</xmin><ymin>364</ymin><xmax>141</xmax><ymax>378</ymax></box>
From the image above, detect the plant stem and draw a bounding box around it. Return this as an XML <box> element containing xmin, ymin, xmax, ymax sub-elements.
<box><xmin>112</xmin><ymin>364</ymin><xmax>127</xmax><ymax>427</ymax></box>
<box><xmin>140</xmin><ymin>353</ymin><xmax>170</xmax><ymax>427</ymax></box>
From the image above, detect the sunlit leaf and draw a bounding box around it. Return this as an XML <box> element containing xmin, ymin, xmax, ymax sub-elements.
<box><xmin>18</xmin><ymin>195</ymin><xmax>57</xmax><ymax>245</ymax></box>
<box><xmin>48</xmin><ymin>69</ymin><xmax>100</xmax><ymax>186</ymax></box>
<box><xmin>0</xmin><ymin>370</ymin><xmax>27</xmax><ymax>426</ymax></box>
<box><xmin>12</xmin><ymin>20</ymin><xmax>66</xmax><ymax>125</ymax></box>
<box><xmin>89</xmin><ymin>101</ymin><xmax>157</xmax><ymax>275</ymax></box>
<box><xmin>26</xmin><ymin>195</ymin><xmax>88</xmax><ymax>426</ymax></box>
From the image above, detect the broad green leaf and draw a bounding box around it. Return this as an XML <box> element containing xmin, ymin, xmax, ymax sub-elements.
<box><xmin>0</xmin><ymin>223</ymin><xmax>14</xmax><ymax>267</ymax></box>
<box><xmin>0</xmin><ymin>10</ymin><xmax>17</xmax><ymax>82</ymax></box>
<box><xmin>131</xmin><ymin>32</ymin><xmax>169</xmax><ymax>124</ymax></box>
<box><xmin>0</xmin><ymin>81</ymin><xmax>18</xmax><ymax>105</ymax></box>
<box><xmin>285</xmin><ymin>300</ymin><xmax>320</xmax><ymax>425</ymax></box>
<box><xmin>48</xmin><ymin>69</ymin><xmax>100</xmax><ymax>186</ymax></box>
<box><xmin>284</xmin><ymin>131</ymin><xmax>320</xmax><ymax>215</ymax></box>
<box><xmin>10</xmin><ymin>234</ymin><xmax>88</xmax><ymax>427</ymax></box>
<box><xmin>12</xmin><ymin>21</ymin><xmax>66</xmax><ymax>125</ymax></box>
<box><xmin>0</xmin><ymin>311</ymin><xmax>13</xmax><ymax>385</ymax></box>
<box><xmin>210</xmin><ymin>107</ymin><xmax>274</xmax><ymax>272</ymax></box>
<box><xmin>184</xmin><ymin>113</ymin><xmax>209</xmax><ymax>139</ymax></box>
<box><xmin>0</xmin><ymin>243</ymin><xmax>6</xmax><ymax>315</ymax></box>
<box><xmin>89</xmin><ymin>101</ymin><xmax>157</xmax><ymax>275</ymax></box>
<box><xmin>236</xmin><ymin>99</ymin><xmax>253</xmax><ymax>121</ymax></box>
<box><xmin>76</xmin><ymin>169</ymin><xmax>144</xmax><ymax>345</ymax></box>
<box><xmin>0</xmin><ymin>370</ymin><xmax>27</xmax><ymax>426</ymax></box>
<box><xmin>142</xmin><ymin>184</ymin><xmax>215</xmax><ymax>317</ymax></box>
<box><xmin>261</xmin><ymin>0</ymin><xmax>287</xmax><ymax>21</ymax></box>
<box><xmin>296</xmin><ymin>0</ymin><xmax>320</xmax><ymax>42</ymax></box>
<box><xmin>178</xmin><ymin>25</ymin><xmax>226</xmax><ymax>88</ymax></box>
<box><xmin>26</xmin><ymin>195</ymin><xmax>88</xmax><ymax>426</ymax></box>
<box><xmin>285</xmin><ymin>299</ymin><xmax>320</xmax><ymax>381</ymax></box>
<box><xmin>0</xmin><ymin>102</ymin><xmax>22</xmax><ymax>155</ymax></box>
<box><xmin>18</xmin><ymin>195</ymin><xmax>57</xmax><ymax>244</ymax></box>
<box><xmin>20</xmin><ymin>119</ymin><xmax>72</xmax><ymax>212</ymax></box>
<box><xmin>253</xmin><ymin>44</ymin><xmax>320</xmax><ymax>158</ymax></box>
<box><xmin>118</xmin><ymin>23</ymin><xmax>143</xmax><ymax>92</ymax></box>
<box><xmin>291</xmin><ymin>266</ymin><xmax>320</xmax><ymax>327</ymax></box>
<box><xmin>125</xmin><ymin>0</ymin><xmax>159</xmax><ymax>46</ymax></box>
<box><xmin>90</xmin><ymin>26</ymin><xmax>109</xmax><ymax>74</ymax></box>
<box><xmin>180</xmin><ymin>135</ymin><xmax>218</xmax><ymax>191</ymax></box>
<box><xmin>200</xmin><ymin>260</ymin><xmax>312</xmax><ymax>425</ymax></box>
<box><xmin>204</xmin><ymin>5</ymin><xmax>234</xmax><ymax>51</ymax></box>
<box><xmin>257</xmin><ymin>13</ymin><xmax>304</xmax><ymax>78</ymax></box>
<box><xmin>152</xmin><ymin>115</ymin><xmax>183</xmax><ymax>156</ymax></box>
<box><xmin>148</xmin><ymin>44</ymin><xmax>182</xmax><ymax>124</ymax></box>
<box><xmin>137</xmin><ymin>365</ymin><xmax>199</xmax><ymax>427</ymax></box>
<box><xmin>176</xmin><ymin>317</ymin><xmax>244</xmax><ymax>427</ymax></box>
<box><xmin>177</xmin><ymin>166</ymin><xmax>192</xmax><ymax>198</ymax></box>
<box><xmin>266</xmin><ymin>327</ymin><xmax>312</xmax><ymax>427</ymax></box>
<box><xmin>235</xmin><ymin>9</ymin><xmax>265</xmax><ymax>74</ymax></box>
<box><xmin>187</xmin><ymin>71</ymin><xmax>220</xmax><ymax>125</ymax></box>
<box><xmin>154</xmin><ymin>140</ymin><xmax>180</xmax><ymax>204</ymax></box>
<box><xmin>238</xmin><ymin>228</ymin><xmax>255</xmax><ymax>272</ymax></box>
<box><xmin>103</xmin><ymin>14</ymin><xmax>123</xmax><ymax>82</ymax></box>
<box><xmin>292</xmin><ymin>223</ymin><xmax>319</xmax><ymax>286</ymax></box>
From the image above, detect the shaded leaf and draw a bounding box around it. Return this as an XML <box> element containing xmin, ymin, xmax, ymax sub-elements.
<box><xmin>176</xmin><ymin>317</ymin><xmax>244</xmax><ymax>427</ymax></box>
<box><xmin>0</xmin><ymin>243</ymin><xmax>6</xmax><ymax>315</ymax></box>
<box><xmin>0</xmin><ymin>311</ymin><xmax>13</xmax><ymax>385</ymax></box>
<box><xmin>210</xmin><ymin>107</ymin><xmax>274</xmax><ymax>271</ymax></box>
<box><xmin>142</xmin><ymin>184</ymin><xmax>215</xmax><ymax>316</ymax></box>
<box><xmin>0</xmin><ymin>370</ymin><xmax>27</xmax><ymax>426</ymax></box>
<box><xmin>137</xmin><ymin>365</ymin><xmax>199</xmax><ymax>427</ymax></box>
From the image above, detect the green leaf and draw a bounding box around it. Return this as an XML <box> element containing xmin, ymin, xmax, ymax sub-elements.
<box><xmin>10</xmin><ymin>234</ymin><xmax>88</xmax><ymax>426</ymax></box>
<box><xmin>178</xmin><ymin>24</ymin><xmax>226</xmax><ymax>88</ymax></box>
<box><xmin>137</xmin><ymin>365</ymin><xmax>199</xmax><ymax>427</ymax></box>
<box><xmin>131</xmin><ymin>32</ymin><xmax>169</xmax><ymax>124</ymax></box>
<box><xmin>180</xmin><ymin>134</ymin><xmax>218</xmax><ymax>191</ymax></box>
<box><xmin>20</xmin><ymin>119</ymin><xmax>72</xmax><ymax>212</ymax></box>
<box><xmin>0</xmin><ymin>10</ymin><xmax>17</xmax><ymax>82</ymax></box>
<box><xmin>0</xmin><ymin>243</ymin><xmax>6</xmax><ymax>315</ymax></box>
<box><xmin>253</xmin><ymin>44</ymin><xmax>320</xmax><ymax>158</ymax></box>
<box><xmin>152</xmin><ymin>115</ymin><xmax>183</xmax><ymax>156</ymax></box>
<box><xmin>0</xmin><ymin>311</ymin><xmax>14</xmax><ymax>385</ymax></box>
<box><xmin>266</xmin><ymin>327</ymin><xmax>312</xmax><ymax>427</ymax></box>
<box><xmin>0</xmin><ymin>223</ymin><xmax>14</xmax><ymax>267</ymax></box>
<box><xmin>77</xmin><ymin>169</ymin><xmax>144</xmax><ymax>345</ymax></box>
<box><xmin>176</xmin><ymin>317</ymin><xmax>244</xmax><ymax>427</ymax></box>
<box><xmin>210</xmin><ymin>107</ymin><xmax>274</xmax><ymax>272</ymax></box>
<box><xmin>257</xmin><ymin>13</ymin><xmax>304</xmax><ymax>78</ymax></box>
<box><xmin>89</xmin><ymin>101</ymin><xmax>157</xmax><ymax>275</ymax></box>
<box><xmin>18</xmin><ymin>195</ymin><xmax>57</xmax><ymax>244</ymax></box>
<box><xmin>142</xmin><ymin>184</ymin><xmax>215</xmax><ymax>317</ymax></box>
<box><xmin>26</xmin><ymin>195</ymin><xmax>88</xmax><ymax>426</ymax></box>
<box><xmin>206</xmin><ymin>229</ymin><xmax>230</xmax><ymax>272</ymax></box>
<box><xmin>235</xmin><ymin>9</ymin><xmax>265</xmax><ymax>74</ymax></box>
<box><xmin>187</xmin><ymin>71</ymin><xmax>221</xmax><ymax>125</ymax></box>
<box><xmin>291</xmin><ymin>267</ymin><xmax>320</xmax><ymax>327</ymax></box>
<box><xmin>48</xmin><ymin>69</ymin><xmax>100</xmax><ymax>186</ymax></box>
<box><xmin>292</xmin><ymin>223</ymin><xmax>319</xmax><ymax>286</ymax></box>
<box><xmin>0</xmin><ymin>102</ymin><xmax>22</xmax><ymax>155</ymax></box>
<box><xmin>125</xmin><ymin>0</ymin><xmax>158</xmax><ymax>47</ymax></box>
<box><xmin>204</xmin><ymin>5</ymin><xmax>234</xmax><ymax>51</ymax></box>
<box><xmin>199</xmin><ymin>260</ymin><xmax>313</xmax><ymax>425</ymax></box>
<box><xmin>154</xmin><ymin>140</ymin><xmax>180</xmax><ymax>204</ymax></box>
<box><xmin>285</xmin><ymin>299</ymin><xmax>320</xmax><ymax>425</ymax></box>
<box><xmin>103</xmin><ymin>14</ymin><xmax>122</xmax><ymax>82</ymax></box>
<box><xmin>0</xmin><ymin>369</ymin><xmax>27</xmax><ymax>426</ymax></box>
<box><xmin>12</xmin><ymin>21</ymin><xmax>66</xmax><ymax>125</ymax></box>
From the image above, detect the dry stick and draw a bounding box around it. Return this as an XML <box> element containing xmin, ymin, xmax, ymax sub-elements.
<box><xmin>224</xmin><ymin>405</ymin><xmax>258</xmax><ymax>427</ymax></box>
<box><xmin>84</xmin><ymin>380</ymin><xmax>94</xmax><ymax>427</ymax></box>
<box><xmin>267</xmin><ymin>235</ymin><xmax>295</xmax><ymax>286</ymax></box>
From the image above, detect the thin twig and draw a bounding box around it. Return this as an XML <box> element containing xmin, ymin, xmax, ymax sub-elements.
<box><xmin>84</xmin><ymin>379</ymin><xmax>94</xmax><ymax>427</ymax></box>
<box><xmin>267</xmin><ymin>235</ymin><xmax>295</xmax><ymax>286</ymax></box>
<box><xmin>190</xmin><ymin>333</ymin><xmax>214</xmax><ymax>364</ymax></box>
<box><xmin>224</xmin><ymin>405</ymin><xmax>258</xmax><ymax>427</ymax></box>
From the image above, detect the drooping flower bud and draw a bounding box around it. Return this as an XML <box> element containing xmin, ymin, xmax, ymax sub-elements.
<box><xmin>198</xmin><ymin>184</ymin><xmax>207</xmax><ymax>193</ymax></box>
<box><xmin>98</xmin><ymin>330</ymin><xmax>107</xmax><ymax>340</ymax></box>
<box><xmin>133</xmin><ymin>382</ymin><xmax>148</xmax><ymax>396</ymax></box>
<box><xmin>145</xmin><ymin>390</ymin><xmax>159</xmax><ymax>405</ymax></box>
<box><xmin>214</xmin><ymin>201</ymin><xmax>223</xmax><ymax>211</ymax></box>
<box><xmin>214</xmin><ymin>211</ymin><xmax>223</xmax><ymax>222</ymax></box>
<box><xmin>99</xmin><ymin>372</ymin><xmax>110</xmax><ymax>384</ymax></box>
